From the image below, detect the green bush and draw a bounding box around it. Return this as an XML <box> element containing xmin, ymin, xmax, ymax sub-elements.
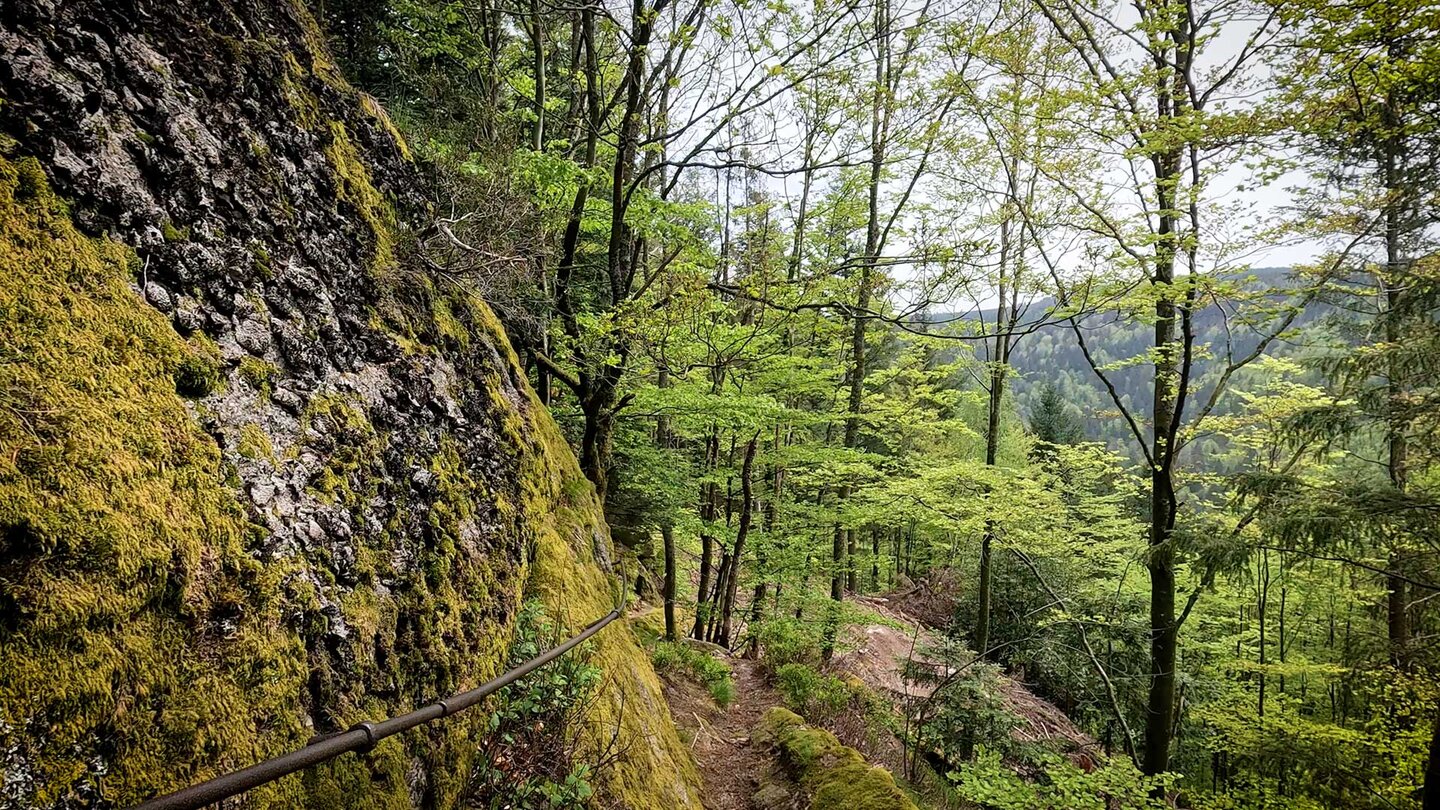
<box><xmin>753</xmin><ymin>617</ymin><xmax>824</xmax><ymax>672</ymax></box>
<box><xmin>775</xmin><ymin>663</ymin><xmax>850</xmax><ymax>721</ymax></box>
<box><xmin>774</xmin><ymin>663</ymin><xmax>890</xmax><ymax>735</ymax></box>
<box><xmin>650</xmin><ymin>641</ymin><xmax>735</xmax><ymax>708</ymax></box>
<box><xmin>951</xmin><ymin>748</ymin><xmax>1174</xmax><ymax>810</ymax></box>
<box><xmin>471</xmin><ymin>601</ymin><xmax>602</xmax><ymax>809</ymax></box>
<box><xmin>916</xmin><ymin>662</ymin><xmax>1025</xmax><ymax>765</ymax></box>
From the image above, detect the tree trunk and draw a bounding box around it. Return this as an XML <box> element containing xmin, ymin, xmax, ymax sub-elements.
<box><xmin>846</xmin><ymin>529</ymin><xmax>858</xmax><ymax>593</ymax></box>
<box><xmin>749</xmin><ymin>427</ymin><xmax>782</xmax><ymax>651</ymax></box>
<box><xmin>1383</xmin><ymin>129</ymin><xmax>1411</xmax><ymax>666</ymax></box>
<box><xmin>870</xmin><ymin>528</ymin><xmax>880</xmax><ymax>590</ymax></box>
<box><xmin>528</xmin><ymin>0</ymin><xmax>545</xmax><ymax>152</ymax></box>
<box><xmin>975</xmin><ymin>78</ymin><xmax>1026</xmax><ymax>660</ymax></box>
<box><xmin>657</xmin><ymin>366</ymin><xmax>677</xmax><ymax>641</ymax></box>
<box><xmin>718</xmin><ymin>437</ymin><xmax>758</xmax><ymax>647</ymax></box>
<box><xmin>692</xmin><ymin>427</ymin><xmax>719</xmax><ymax>639</ymax></box>
<box><xmin>825</xmin><ymin>0</ymin><xmax>889</xmax><ymax>659</ymax></box>
<box><xmin>1141</xmin><ymin>16</ymin><xmax>1190</xmax><ymax>775</ymax></box>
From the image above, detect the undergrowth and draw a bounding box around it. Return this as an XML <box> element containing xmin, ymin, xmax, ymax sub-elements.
<box><xmin>650</xmin><ymin>641</ymin><xmax>736</xmax><ymax>708</ymax></box>
<box><xmin>469</xmin><ymin>600</ymin><xmax>603</xmax><ymax>809</ymax></box>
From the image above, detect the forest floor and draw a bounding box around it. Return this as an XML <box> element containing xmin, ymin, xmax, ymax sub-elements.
<box><xmin>664</xmin><ymin>654</ymin><xmax>784</xmax><ymax>810</ymax></box>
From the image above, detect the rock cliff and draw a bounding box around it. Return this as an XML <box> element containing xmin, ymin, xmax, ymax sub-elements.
<box><xmin>0</xmin><ymin>1</ymin><xmax>701</xmax><ymax>807</ymax></box>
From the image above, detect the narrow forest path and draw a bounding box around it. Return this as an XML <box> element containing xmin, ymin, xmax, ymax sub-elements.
<box><xmin>666</xmin><ymin>655</ymin><xmax>784</xmax><ymax>810</ymax></box>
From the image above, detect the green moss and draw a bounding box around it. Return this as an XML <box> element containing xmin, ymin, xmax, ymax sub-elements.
<box><xmin>250</xmin><ymin>244</ymin><xmax>274</xmax><ymax>279</ymax></box>
<box><xmin>174</xmin><ymin>352</ymin><xmax>221</xmax><ymax>398</ymax></box>
<box><xmin>758</xmin><ymin>708</ymin><xmax>917</xmax><ymax>810</ymax></box>
<box><xmin>359</xmin><ymin>93</ymin><xmax>412</xmax><ymax>161</ymax></box>
<box><xmin>14</xmin><ymin>157</ymin><xmax>47</xmax><ymax>200</ymax></box>
<box><xmin>160</xmin><ymin>218</ymin><xmax>191</xmax><ymax>243</ymax></box>
<box><xmin>323</xmin><ymin>121</ymin><xmax>394</xmax><ymax>277</ymax></box>
<box><xmin>0</xmin><ymin>154</ymin><xmax>306</xmax><ymax>806</ymax></box>
<box><xmin>238</xmin><ymin>356</ymin><xmax>278</xmax><ymax>397</ymax></box>
<box><xmin>430</xmin><ymin>293</ymin><xmax>471</xmax><ymax>349</ymax></box>
<box><xmin>474</xmin><ymin>285</ymin><xmax>703</xmax><ymax>808</ymax></box>
<box><xmin>302</xmin><ymin>394</ymin><xmax>381</xmax><ymax>505</ymax></box>
<box><xmin>237</xmin><ymin>423</ymin><xmax>276</xmax><ymax>462</ymax></box>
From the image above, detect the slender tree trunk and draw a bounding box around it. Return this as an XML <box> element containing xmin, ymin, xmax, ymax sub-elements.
<box><xmin>1382</xmin><ymin>133</ymin><xmax>1411</xmax><ymax>666</ymax></box>
<box><xmin>528</xmin><ymin>0</ymin><xmax>546</xmax><ymax>152</ymax></box>
<box><xmin>718</xmin><ymin>437</ymin><xmax>758</xmax><ymax>647</ymax></box>
<box><xmin>893</xmin><ymin>527</ymin><xmax>901</xmax><ymax>587</ymax></box>
<box><xmin>870</xmin><ymin>528</ymin><xmax>880</xmax><ymax>590</ymax></box>
<box><xmin>692</xmin><ymin>427</ymin><xmax>719</xmax><ymax>639</ymax></box>
<box><xmin>975</xmin><ymin>183</ymin><xmax>1015</xmax><ymax>660</ymax></box>
<box><xmin>1141</xmin><ymin>17</ymin><xmax>1190</xmax><ymax>775</ymax></box>
<box><xmin>750</xmin><ymin>426</ymin><xmax>783</xmax><ymax>646</ymax></box>
<box><xmin>1258</xmin><ymin>549</ymin><xmax>1269</xmax><ymax>720</ymax></box>
<box><xmin>825</xmin><ymin>0</ymin><xmax>890</xmax><ymax>659</ymax></box>
<box><xmin>708</xmin><ymin>554</ymin><xmax>731</xmax><ymax>643</ymax></box>
<box><xmin>657</xmin><ymin>367</ymin><xmax>677</xmax><ymax>640</ymax></box>
<box><xmin>847</xmin><ymin>529</ymin><xmax>858</xmax><ymax>592</ymax></box>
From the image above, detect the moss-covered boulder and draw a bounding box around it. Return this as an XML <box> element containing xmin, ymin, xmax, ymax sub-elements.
<box><xmin>757</xmin><ymin>707</ymin><xmax>918</xmax><ymax>810</ymax></box>
<box><xmin>0</xmin><ymin>0</ymin><xmax>701</xmax><ymax>807</ymax></box>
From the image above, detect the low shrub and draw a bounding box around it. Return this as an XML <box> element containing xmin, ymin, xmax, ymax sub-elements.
<box><xmin>752</xmin><ymin>617</ymin><xmax>824</xmax><ymax>672</ymax></box>
<box><xmin>774</xmin><ymin>663</ymin><xmax>891</xmax><ymax>743</ymax></box>
<box><xmin>650</xmin><ymin>641</ymin><xmax>735</xmax><ymax>708</ymax></box>
<box><xmin>951</xmin><ymin>748</ymin><xmax>1174</xmax><ymax>810</ymax></box>
<box><xmin>914</xmin><ymin>661</ymin><xmax>1024</xmax><ymax>765</ymax></box>
<box><xmin>775</xmin><ymin>663</ymin><xmax>851</xmax><ymax>722</ymax></box>
<box><xmin>470</xmin><ymin>601</ymin><xmax>602</xmax><ymax>809</ymax></box>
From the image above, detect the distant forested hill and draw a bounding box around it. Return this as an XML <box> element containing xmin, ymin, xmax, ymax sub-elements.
<box><xmin>932</xmin><ymin>268</ymin><xmax>1327</xmax><ymax>464</ymax></box>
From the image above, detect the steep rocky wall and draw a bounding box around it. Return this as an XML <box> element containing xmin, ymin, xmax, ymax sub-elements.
<box><xmin>0</xmin><ymin>1</ymin><xmax>700</xmax><ymax>807</ymax></box>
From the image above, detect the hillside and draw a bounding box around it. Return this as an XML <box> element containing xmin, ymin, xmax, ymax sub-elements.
<box><xmin>933</xmin><ymin>267</ymin><xmax>1323</xmax><ymax>457</ymax></box>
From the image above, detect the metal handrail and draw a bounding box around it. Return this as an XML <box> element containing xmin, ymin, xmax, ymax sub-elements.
<box><xmin>130</xmin><ymin>607</ymin><xmax>622</xmax><ymax>810</ymax></box>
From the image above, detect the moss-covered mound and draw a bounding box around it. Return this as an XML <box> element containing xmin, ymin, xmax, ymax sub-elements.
<box><xmin>758</xmin><ymin>707</ymin><xmax>918</xmax><ymax>810</ymax></box>
<box><xmin>0</xmin><ymin>0</ymin><xmax>702</xmax><ymax>807</ymax></box>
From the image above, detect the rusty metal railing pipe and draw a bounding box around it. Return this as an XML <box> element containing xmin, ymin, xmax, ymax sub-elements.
<box><xmin>130</xmin><ymin>607</ymin><xmax>622</xmax><ymax>810</ymax></box>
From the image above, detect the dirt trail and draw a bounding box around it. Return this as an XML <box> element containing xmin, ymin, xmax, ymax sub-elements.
<box><xmin>664</xmin><ymin>655</ymin><xmax>784</xmax><ymax>810</ymax></box>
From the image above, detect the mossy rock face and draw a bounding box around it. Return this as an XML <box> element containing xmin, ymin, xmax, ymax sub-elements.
<box><xmin>0</xmin><ymin>1</ymin><xmax>702</xmax><ymax>808</ymax></box>
<box><xmin>0</xmin><ymin>154</ymin><xmax>304</xmax><ymax>806</ymax></box>
<box><xmin>758</xmin><ymin>708</ymin><xmax>917</xmax><ymax>810</ymax></box>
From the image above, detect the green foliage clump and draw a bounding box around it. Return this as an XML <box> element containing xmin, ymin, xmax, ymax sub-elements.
<box><xmin>237</xmin><ymin>423</ymin><xmax>276</xmax><ymax>462</ymax></box>
<box><xmin>916</xmin><ymin>662</ymin><xmax>1025</xmax><ymax>764</ymax></box>
<box><xmin>238</xmin><ymin>356</ymin><xmax>279</xmax><ymax>397</ymax></box>
<box><xmin>323</xmin><ymin>121</ymin><xmax>395</xmax><ymax>276</ymax></box>
<box><xmin>650</xmin><ymin>641</ymin><xmax>735</xmax><ymax>708</ymax></box>
<box><xmin>754</xmin><ymin>617</ymin><xmax>825</xmax><ymax>672</ymax></box>
<box><xmin>951</xmin><ymin>748</ymin><xmax>1174</xmax><ymax>810</ymax></box>
<box><xmin>775</xmin><ymin>664</ymin><xmax>858</xmax><ymax>724</ymax></box>
<box><xmin>757</xmin><ymin>707</ymin><xmax>917</xmax><ymax>810</ymax></box>
<box><xmin>471</xmin><ymin>600</ymin><xmax>601</xmax><ymax>809</ymax></box>
<box><xmin>174</xmin><ymin>351</ymin><xmax>222</xmax><ymax>398</ymax></box>
<box><xmin>159</xmin><ymin>218</ymin><xmax>191</xmax><ymax>242</ymax></box>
